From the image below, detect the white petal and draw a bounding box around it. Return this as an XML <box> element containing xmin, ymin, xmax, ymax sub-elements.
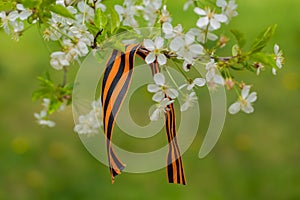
<box><xmin>194</xmin><ymin>78</ymin><xmax>206</xmax><ymax>87</ymax></box>
<box><xmin>8</xmin><ymin>11</ymin><xmax>19</xmax><ymax>21</ymax></box>
<box><xmin>189</xmin><ymin>44</ymin><xmax>203</xmax><ymax>55</ymax></box>
<box><xmin>19</xmin><ymin>10</ymin><xmax>32</xmax><ymax>20</ymax></box>
<box><xmin>194</xmin><ymin>7</ymin><xmax>207</xmax><ymax>15</ymax></box>
<box><xmin>144</xmin><ymin>39</ymin><xmax>155</xmax><ymax>51</ymax></box>
<box><xmin>186</xmin><ymin>83</ymin><xmax>195</xmax><ymax>90</ymax></box>
<box><xmin>214</xmin><ymin>75</ymin><xmax>225</xmax><ymax>85</ymax></box>
<box><xmin>214</xmin><ymin>14</ymin><xmax>228</xmax><ymax>22</ymax></box>
<box><xmin>228</xmin><ymin>102</ymin><xmax>241</xmax><ymax>114</ymax></box>
<box><xmin>162</xmin><ymin>22</ymin><xmax>173</xmax><ymax>34</ymax></box>
<box><xmin>196</xmin><ymin>17</ymin><xmax>209</xmax><ymax>28</ymax></box>
<box><xmin>276</xmin><ymin>59</ymin><xmax>282</xmax><ymax>69</ymax></box>
<box><xmin>242</xmin><ymin>103</ymin><xmax>254</xmax><ymax>114</ymax></box>
<box><xmin>247</xmin><ymin>92</ymin><xmax>257</xmax><ymax>103</ymax></box>
<box><xmin>150</xmin><ymin>108</ymin><xmax>160</xmax><ymax>121</ymax></box>
<box><xmin>16</xmin><ymin>4</ymin><xmax>25</xmax><ymax>11</ymax></box>
<box><xmin>170</xmin><ymin>37</ymin><xmax>184</xmax><ymax>51</ymax></box>
<box><xmin>210</xmin><ymin>18</ymin><xmax>221</xmax><ymax>30</ymax></box>
<box><xmin>153</xmin><ymin>73</ymin><xmax>165</xmax><ymax>86</ymax></box>
<box><xmin>272</xmin><ymin>68</ymin><xmax>277</xmax><ymax>75</ymax></box>
<box><xmin>166</xmin><ymin>88</ymin><xmax>179</xmax><ymax>99</ymax></box>
<box><xmin>274</xmin><ymin>44</ymin><xmax>279</xmax><ymax>54</ymax></box>
<box><xmin>180</xmin><ymin>102</ymin><xmax>190</xmax><ymax>112</ymax></box>
<box><xmin>147</xmin><ymin>84</ymin><xmax>160</xmax><ymax>93</ymax></box>
<box><xmin>157</xmin><ymin>54</ymin><xmax>167</xmax><ymax>65</ymax></box>
<box><xmin>241</xmin><ymin>85</ymin><xmax>251</xmax><ymax>99</ymax></box>
<box><xmin>145</xmin><ymin>52</ymin><xmax>156</xmax><ymax>64</ymax></box>
<box><xmin>185</xmin><ymin>34</ymin><xmax>195</xmax><ymax>45</ymax></box>
<box><xmin>152</xmin><ymin>91</ymin><xmax>165</xmax><ymax>102</ymax></box>
<box><xmin>155</xmin><ymin>36</ymin><xmax>164</xmax><ymax>49</ymax></box>
<box><xmin>207</xmin><ymin>32</ymin><xmax>218</xmax><ymax>41</ymax></box>
<box><xmin>216</xmin><ymin>0</ymin><xmax>226</xmax><ymax>7</ymax></box>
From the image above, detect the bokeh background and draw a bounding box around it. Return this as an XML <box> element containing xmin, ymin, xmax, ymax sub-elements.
<box><xmin>0</xmin><ymin>0</ymin><xmax>300</xmax><ymax>199</ymax></box>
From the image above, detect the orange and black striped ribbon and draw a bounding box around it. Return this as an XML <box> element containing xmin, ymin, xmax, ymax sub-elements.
<box><xmin>101</xmin><ymin>44</ymin><xmax>140</xmax><ymax>183</ymax></box>
<box><xmin>101</xmin><ymin>44</ymin><xmax>186</xmax><ymax>184</ymax></box>
<box><xmin>136</xmin><ymin>49</ymin><xmax>186</xmax><ymax>185</ymax></box>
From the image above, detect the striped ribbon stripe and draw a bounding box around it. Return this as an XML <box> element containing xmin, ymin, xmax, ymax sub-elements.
<box><xmin>101</xmin><ymin>44</ymin><xmax>186</xmax><ymax>185</ymax></box>
<box><xmin>101</xmin><ymin>44</ymin><xmax>140</xmax><ymax>183</ymax></box>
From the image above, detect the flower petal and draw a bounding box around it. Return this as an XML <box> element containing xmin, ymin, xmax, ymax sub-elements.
<box><xmin>145</xmin><ymin>52</ymin><xmax>156</xmax><ymax>64</ymax></box>
<box><xmin>157</xmin><ymin>54</ymin><xmax>167</xmax><ymax>65</ymax></box>
<box><xmin>247</xmin><ymin>92</ymin><xmax>257</xmax><ymax>103</ymax></box>
<box><xmin>241</xmin><ymin>85</ymin><xmax>251</xmax><ymax>99</ymax></box>
<box><xmin>196</xmin><ymin>17</ymin><xmax>209</xmax><ymax>28</ymax></box>
<box><xmin>194</xmin><ymin>7</ymin><xmax>206</xmax><ymax>15</ymax></box>
<box><xmin>210</xmin><ymin>18</ymin><xmax>221</xmax><ymax>30</ymax></box>
<box><xmin>166</xmin><ymin>88</ymin><xmax>179</xmax><ymax>99</ymax></box>
<box><xmin>189</xmin><ymin>44</ymin><xmax>203</xmax><ymax>55</ymax></box>
<box><xmin>180</xmin><ymin>102</ymin><xmax>190</xmax><ymax>112</ymax></box>
<box><xmin>147</xmin><ymin>84</ymin><xmax>160</xmax><ymax>93</ymax></box>
<box><xmin>228</xmin><ymin>102</ymin><xmax>241</xmax><ymax>114</ymax></box>
<box><xmin>152</xmin><ymin>91</ymin><xmax>165</xmax><ymax>102</ymax></box>
<box><xmin>274</xmin><ymin>44</ymin><xmax>279</xmax><ymax>54</ymax></box>
<box><xmin>153</xmin><ymin>73</ymin><xmax>165</xmax><ymax>86</ymax></box>
<box><xmin>194</xmin><ymin>78</ymin><xmax>206</xmax><ymax>87</ymax></box>
<box><xmin>170</xmin><ymin>37</ymin><xmax>184</xmax><ymax>51</ymax></box>
<box><xmin>214</xmin><ymin>14</ymin><xmax>228</xmax><ymax>23</ymax></box>
<box><xmin>242</xmin><ymin>103</ymin><xmax>254</xmax><ymax>114</ymax></box>
<box><xmin>150</xmin><ymin>108</ymin><xmax>160</xmax><ymax>121</ymax></box>
<box><xmin>144</xmin><ymin>39</ymin><xmax>155</xmax><ymax>51</ymax></box>
<box><xmin>162</xmin><ymin>22</ymin><xmax>173</xmax><ymax>34</ymax></box>
<box><xmin>155</xmin><ymin>36</ymin><xmax>164</xmax><ymax>49</ymax></box>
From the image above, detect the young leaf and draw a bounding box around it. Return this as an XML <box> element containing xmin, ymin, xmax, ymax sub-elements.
<box><xmin>109</xmin><ymin>7</ymin><xmax>120</xmax><ymax>33</ymax></box>
<box><xmin>249</xmin><ymin>24</ymin><xmax>277</xmax><ymax>54</ymax></box>
<box><xmin>49</xmin><ymin>4</ymin><xmax>75</xmax><ymax>19</ymax></box>
<box><xmin>230</xmin><ymin>29</ymin><xmax>246</xmax><ymax>48</ymax></box>
<box><xmin>94</xmin><ymin>8</ymin><xmax>107</xmax><ymax>29</ymax></box>
<box><xmin>250</xmin><ymin>52</ymin><xmax>277</xmax><ymax>69</ymax></box>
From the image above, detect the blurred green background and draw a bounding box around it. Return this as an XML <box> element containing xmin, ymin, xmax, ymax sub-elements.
<box><xmin>0</xmin><ymin>0</ymin><xmax>300</xmax><ymax>199</ymax></box>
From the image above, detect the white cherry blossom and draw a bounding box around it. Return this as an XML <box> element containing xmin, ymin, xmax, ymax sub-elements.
<box><xmin>147</xmin><ymin>73</ymin><xmax>179</xmax><ymax>102</ymax></box>
<box><xmin>150</xmin><ymin>98</ymin><xmax>174</xmax><ymax>121</ymax></box>
<box><xmin>74</xmin><ymin>99</ymin><xmax>103</xmax><ymax>135</ymax></box>
<box><xmin>206</xmin><ymin>71</ymin><xmax>225</xmax><ymax>90</ymax></box>
<box><xmin>216</xmin><ymin>0</ymin><xmax>238</xmax><ymax>23</ymax></box>
<box><xmin>194</xmin><ymin>7</ymin><xmax>227</xmax><ymax>30</ymax></box>
<box><xmin>274</xmin><ymin>44</ymin><xmax>284</xmax><ymax>69</ymax></box>
<box><xmin>50</xmin><ymin>51</ymin><xmax>70</xmax><ymax>70</ymax></box>
<box><xmin>162</xmin><ymin>22</ymin><xmax>183</xmax><ymax>39</ymax></box>
<box><xmin>181</xmin><ymin>92</ymin><xmax>198</xmax><ymax>112</ymax></box>
<box><xmin>228</xmin><ymin>85</ymin><xmax>257</xmax><ymax>114</ymax></box>
<box><xmin>170</xmin><ymin>34</ymin><xmax>204</xmax><ymax>71</ymax></box>
<box><xmin>16</xmin><ymin>4</ymin><xmax>33</xmax><ymax>20</ymax></box>
<box><xmin>144</xmin><ymin>37</ymin><xmax>167</xmax><ymax>65</ymax></box>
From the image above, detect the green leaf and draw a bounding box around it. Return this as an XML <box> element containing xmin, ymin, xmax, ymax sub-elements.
<box><xmin>109</xmin><ymin>7</ymin><xmax>120</xmax><ymax>33</ymax></box>
<box><xmin>49</xmin><ymin>4</ymin><xmax>75</xmax><ymax>19</ymax></box>
<box><xmin>250</xmin><ymin>52</ymin><xmax>277</xmax><ymax>68</ymax></box>
<box><xmin>230</xmin><ymin>29</ymin><xmax>246</xmax><ymax>48</ymax></box>
<box><xmin>249</xmin><ymin>24</ymin><xmax>277</xmax><ymax>54</ymax></box>
<box><xmin>94</xmin><ymin>8</ymin><xmax>107</xmax><ymax>29</ymax></box>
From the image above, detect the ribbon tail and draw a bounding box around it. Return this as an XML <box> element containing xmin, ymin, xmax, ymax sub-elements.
<box><xmin>102</xmin><ymin>44</ymin><xmax>140</xmax><ymax>183</ymax></box>
<box><xmin>165</xmin><ymin>102</ymin><xmax>186</xmax><ymax>185</ymax></box>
